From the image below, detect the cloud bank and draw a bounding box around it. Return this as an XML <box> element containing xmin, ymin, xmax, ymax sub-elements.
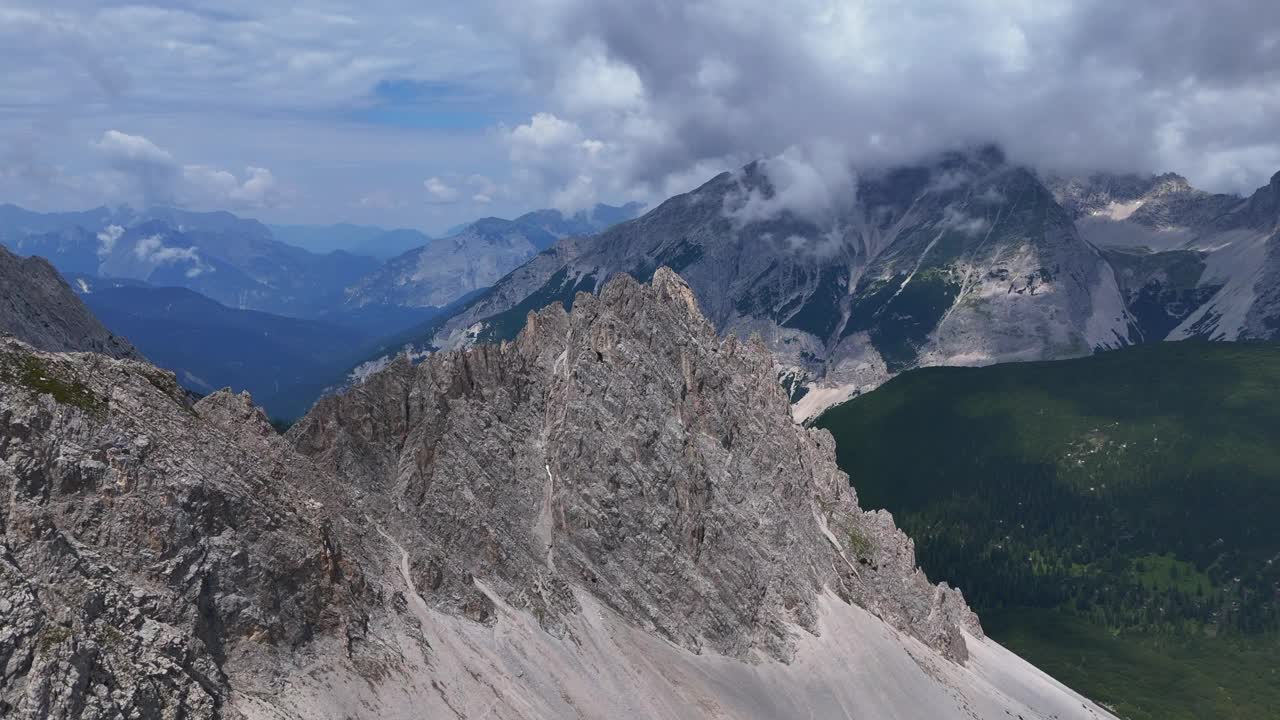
<box><xmin>492</xmin><ymin>0</ymin><xmax>1280</xmax><ymax>208</ymax></box>
<box><xmin>91</xmin><ymin>130</ymin><xmax>285</xmax><ymax>209</ymax></box>
<box><xmin>2</xmin><ymin>1</ymin><xmax>1279</xmax><ymax>224</ymax></box>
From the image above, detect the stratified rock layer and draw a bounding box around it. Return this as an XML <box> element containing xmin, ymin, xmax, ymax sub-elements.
<box><xmin>294</xmin><ymin>267</ymin><xmax>980</xmax><ymax>663</ymax></box>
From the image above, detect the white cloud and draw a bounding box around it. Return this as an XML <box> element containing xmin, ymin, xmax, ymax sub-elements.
<box><xmin>0</xmin><ymin>3</ymin><xmax>517</xmax><ymax>224</ymax></box>
<box><xmin>465</xmin><ymin>174</ymin><xmax>500</xmax><ymax>204</ymax></box>
<box><xmin>506</xmin><ymin>113</ymin><xmax>586</xmax><ymax>157</ymax></box>
<box><xmin>131</xmin><ymin>232</ymin><xmax>213</xmax><ymax>276</ymax></box>
<box><xmin>424</xmin><ymin>176</ymin><xmax>460</xmax><ymax>203</ymax></box>
<box><xmin>183</xmin><ymin>164</ymin><xmax>284</xmax><ymax>208</ymax></box>
<box><xmin>88</xmin><ymin>130</ymin><xmax>285</xmax><ymax>209</ymax></box>
<box><xmin>93</xmin><ymin>130</ymin><xmax>174</xmax><ymax>166</ymax></box>
<box><xmin>940</xmin><ymin>206</ymin><xmax>992</xmax><ymax>237</ymax></box>
<box><xmin>723</xmin><ymin>142</ymin><xmax>858</xmax><ymax>226</ymax></box>
<box><xmin>489</xmin><ymin>0</ymin><xmax>1280</xmax><ymax>206</ymax></box>
<box><xmin>555</xmin><ymin>51</ymin><xmax>645</xmax><ymax>114</ymax></box>
<box><xmin>95</xmin><ymin>224</ymin><xmax>123</xmax><ymax>257</ymax></box>
<box><xmin>5</xmin><ymin>1</ymin><xmax>1280</xmax><ymax>224</ymax></box>
<box><xmin>354</xmin><ymin>190</ymin><xmax>403</xmax><ymax>209</ymax></box>
<box><xmin>503</xmin><ymin>113</ymin><xmax>628</xmax><ymax>211</ymax></box>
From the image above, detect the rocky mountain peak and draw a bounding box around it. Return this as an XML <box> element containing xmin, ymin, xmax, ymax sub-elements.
<box><xmin>1</xmin><ymin>264</ymin><xmax>1116</xmax><ymax>718</ymax></box>
<box><xmin>1241</xmin><ymin>171</ymin><xmax>1280</xmax><ymax>230</ymax></box>
<box><xmin>1150</xmin><ymin>172</ymin><xmax>1193</xmax><ymax>195</ymax></box>
<box><xmin>295</xmin><ymin>267</ymin><xmax>982</xmax><ymax>663</ymax></box>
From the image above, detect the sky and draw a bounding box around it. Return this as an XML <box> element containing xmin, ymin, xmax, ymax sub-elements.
<box><xmin>2</xmin><ymin>0</ymin><xmax>1279</xmax><ymax>234</ymax></box>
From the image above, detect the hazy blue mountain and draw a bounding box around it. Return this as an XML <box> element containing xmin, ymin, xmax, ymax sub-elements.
<box><xmin>340</xmin><ymin>202</ymin><xmax>646</xmax><ymax>311</ymax></box>
<box><xmin>0</xmin><ymin>203</ymin><xmax>117</xmax><ymax>242</ymax></box>
<box><xmin>269</xmin><ymin>223</ymin><xmax>431</xmax><ymax>260</ymax></box>
<box><xmin>511</xmin><ymin>201</ymin><xmax>647</xmax><ymax>239</ymax></box>
<box><xmin>343</xmin><ymin>218</ymin><xmax>556</xmax><ymax>309</ymax></box>
<box><xmin>0</xmin><ymin>204</ymin><xmax>381</xmax><ymax>317</ymax></box>
<box><xmin>444</xmin><ymin>202</ymin><xmax>645</xmax><ymax>239</ymax></box>
<box><xmin>72</xmin><ymin>281</ymin><xmax>381</xmax><ymax>418</ymax></box>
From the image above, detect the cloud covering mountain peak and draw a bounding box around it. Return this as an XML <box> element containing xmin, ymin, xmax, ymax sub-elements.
<box><xmin>493</xmin><ymin>0</ymin><xmax>1280</xmax><ymax>208</ymax></box>
<box><xmin>2</xmin><ymin>1</ymin><xmax>1279</xmax><ymax>226</ymax></box>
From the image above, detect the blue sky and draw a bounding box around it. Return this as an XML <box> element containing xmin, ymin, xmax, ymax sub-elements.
<box><xmin>2</xmin><ymin>1</ymin><xmax>1279</xmax><ymax>234</ymax></box>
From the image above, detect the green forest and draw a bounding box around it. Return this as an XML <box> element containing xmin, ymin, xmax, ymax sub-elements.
<box><xmin>816</xmin><ymin>341</ymin><xmax>1280</xmax><ymax>719</ymax></box>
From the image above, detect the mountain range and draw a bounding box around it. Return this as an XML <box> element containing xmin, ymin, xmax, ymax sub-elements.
<box><xmin>370</xmin><ymin>147</ymin><xmax>1280</xmax><ymax>420</ymax></box>
<box><xmin>268</xmin><ymin>223</ymin><xmax>432</xmax><ymax>259</ymax></box>
<box><xmin>1048</xmin><ymin>170</ymin><xmax>1280</xmax><ymax>343</ymax></box>
<box><xmin>3</xmin><ymin>142</ymin><xmax>1272</xmax><ymax>718</ymax></box>
<box><xmin>69</xmin><ymin>278</ymin><xmax>394</xmax><ymax>419</ymax></box>
<box><xmin>0</xmin><ymin>204</ymin><xmax>379</xmax><ymax>317</ymax></box>
<box><xmin>0</xmin><ymin>267</ymin><xmax>1112</xmax><ymax>719</ymax></box>
<box><xmin>0</xmin><ymin>202</ymin><xmax>642</xmax><ymax>416</ymax></box>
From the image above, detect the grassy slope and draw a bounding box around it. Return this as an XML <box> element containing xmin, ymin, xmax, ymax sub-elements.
<box><xmin>815</xmin><ymin>341</ymin><xmax>1280</xmax><ymax>719</ymax></box>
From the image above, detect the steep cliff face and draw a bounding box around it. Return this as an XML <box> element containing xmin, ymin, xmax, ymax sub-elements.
<box><xmin>0</xmin><ymin>245</ymin><xmax>142</xmax><ymax>361</ymax></box>
<box><xmin>1</xmin><ymin>269</ymin><xmax>1115</xmax><ymax>720</ymax></box>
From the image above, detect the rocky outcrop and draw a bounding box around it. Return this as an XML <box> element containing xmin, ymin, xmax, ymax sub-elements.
<box><xmin>0</xmin><ymin>345</ymin><xmax>373</xmax><ymax>718</ymax></box>
<box><xmin>0</xmin><ymin>245</ymin><xmax>141</xmax><ymax>361</ymax></box>
<box><xmin>1</xmin><ymin>269</ymin><xmax>1114</xmax><ymax>719</ymax></box>
<box><xmin>294</xmin><ymin>267</ymin><xmax>981</xmax><ymax>663</ymax></box>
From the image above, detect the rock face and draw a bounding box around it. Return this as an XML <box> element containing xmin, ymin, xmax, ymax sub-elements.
<box><xmin>395</xmin><ymin>148</ymin><xmax>1134</xmax><ymax>420</ymax></box>
<box><xmin>0</xmin><ymin>345</ymin><xmax>374</xmax><ymax>718</ymax></box>
<box><xmin>1</xmin><ymin>269</ymin><xmax>1116</xmax><ymax>719</ymax></box>
<box><xmin>0</xmin><ymin>245</ymin><xmax>141</xmax><ymax>360</ymax></box>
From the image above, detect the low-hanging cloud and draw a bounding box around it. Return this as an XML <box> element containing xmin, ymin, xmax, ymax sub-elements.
<box><xmin>489</xmin><ymin>0</ymin><xmax>1280</xmax><ymax>209</ymax></box>
<box><xmin>132</xmin><ymin>233</ymin><xmax>212</xmax><ymax>277</ymax></box>
<box><xmin>91</xmin><ymin>130</ymin><xmax>286</xmax><ymax>209</ymax></box>
<box><xmin>722</xmin><ymin>142</ymin><xmax>858</xmax><ymax>227</ymax></box>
